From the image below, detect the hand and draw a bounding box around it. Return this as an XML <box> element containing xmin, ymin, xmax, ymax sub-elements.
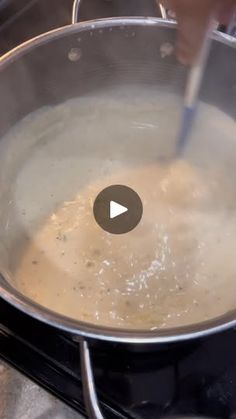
<box><xmin>161</xmin><ymin>0</ymin><xmax>236</xmax><ymax>64</ymax></box>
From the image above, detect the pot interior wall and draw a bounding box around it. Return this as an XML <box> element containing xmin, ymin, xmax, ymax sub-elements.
<box><xmin>0</xmin><ymin>21</ymin><xmax>235</xmax><ymax>323</ymax></box>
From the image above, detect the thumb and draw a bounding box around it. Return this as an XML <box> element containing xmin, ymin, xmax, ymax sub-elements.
<box><xmin>161</xmin><ymin>0</ymin><xmax>219</xmax><ymax>64</ymax></box>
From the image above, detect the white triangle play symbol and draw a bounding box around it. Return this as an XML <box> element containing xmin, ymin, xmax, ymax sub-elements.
<box><xmin>110</xmin><ymin>200</ymin><xmax>128</xmax><ymax>219</ymax></box>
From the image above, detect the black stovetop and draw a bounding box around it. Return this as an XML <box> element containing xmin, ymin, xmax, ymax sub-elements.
<box><xmin>1</xmin><ymin>1</ymin><xmax>236</xmax><ymax>418</ymax></box>
<box><xmin>1</xmin><ymin>297</ymin><xmax>236</xmax><ymax>419</ymax></box>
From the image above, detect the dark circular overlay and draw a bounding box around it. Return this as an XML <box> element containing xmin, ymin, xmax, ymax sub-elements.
<box><xmin>93</xmin><ymin>185</ymin><xmax>143</xmax><ymax>234</ymax></box>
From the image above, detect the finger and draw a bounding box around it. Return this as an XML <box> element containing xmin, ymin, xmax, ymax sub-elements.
<box><xmin>218</xmin><ymin>0</ymin><xmax>236</xmax><ymax>24</ymax></box>
<box><xmin>176</xmin><ymin>12</ymin><xmax>213</xmax><ymax>64</ymax></box>
<box><xmin>160</xmin><ymin>0</ymin><xmax>219</xmax><ymax>64</ymax></box>
<box><xmin>174</xmin><ymin>0</ymin><xmax>218</xmax><ymax>64</ymax></box>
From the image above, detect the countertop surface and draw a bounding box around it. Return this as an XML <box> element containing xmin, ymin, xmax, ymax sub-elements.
<box><xmin>0</xmin><ymin>361</ymin><xmax>83</xmax><ymax>418</ymax></box>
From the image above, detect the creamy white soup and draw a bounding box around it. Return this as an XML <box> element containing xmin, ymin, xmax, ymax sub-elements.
<box><xmin>3</xmin><ymin>88</ymin><xmax>236</xmax><ymax>329</ymax></box>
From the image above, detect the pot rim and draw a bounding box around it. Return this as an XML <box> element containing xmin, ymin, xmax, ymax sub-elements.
<box><xmin>0</xmin><ymin>17</ymin><xmax>236</xmax><ymax>344</ymax></box>
<box><xmin>0</xmin><ymin>17</ymin><xmax>235</xmax><ymax>67</ymax></box>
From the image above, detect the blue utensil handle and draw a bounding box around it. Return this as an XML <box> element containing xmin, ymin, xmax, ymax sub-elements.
<box><xmin>176</xmin><ymin>106</ymin><xmax>196</xmax><ymax>155</ymax></box>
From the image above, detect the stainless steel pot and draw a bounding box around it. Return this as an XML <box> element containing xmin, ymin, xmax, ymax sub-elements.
<box><xmin>0</xmin><ymin>15</ymin><xmax>235</xmax><ymax>419</ymax></box>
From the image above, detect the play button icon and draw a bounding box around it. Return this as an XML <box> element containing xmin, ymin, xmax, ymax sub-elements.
<box><xmin>93</xmin><ymin>185</ymin><xmax>143</xmax><ymax>234</ymax></box>
<box><xmin>110</xmin><ymin>201</ymin><xmax>128</xmax><ymax>219</ymax></box>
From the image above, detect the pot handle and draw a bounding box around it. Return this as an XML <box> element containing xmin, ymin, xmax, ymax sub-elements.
<box><xmin>71</xmin><ymin>0</ymin><xmax>167</xmax><ymax>24</ymax></box>
<box><xmin>80</xmin><ymin>338</ymin><xmax>105</xmax><ymax>419</ymax></box>
<box><xmin>159</xmin><ymin>4</ymin><xmax>168</xmax><ymax>20</ymax></box>
<box><xmin>72</xmin><ymin>0</ymin><xmax>81</xmax><ymax>24</ymax></box>
<box><xmin>80</xmin><ymin>338</ymin><xmax>219</xmax><ymax>419</ymax></box>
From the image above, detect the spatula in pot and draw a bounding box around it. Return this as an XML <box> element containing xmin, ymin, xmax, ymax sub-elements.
<box><xmin>176</xmin><ymin>23</ymin><xmax>215</xmax><ymax>155</ymax></box>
